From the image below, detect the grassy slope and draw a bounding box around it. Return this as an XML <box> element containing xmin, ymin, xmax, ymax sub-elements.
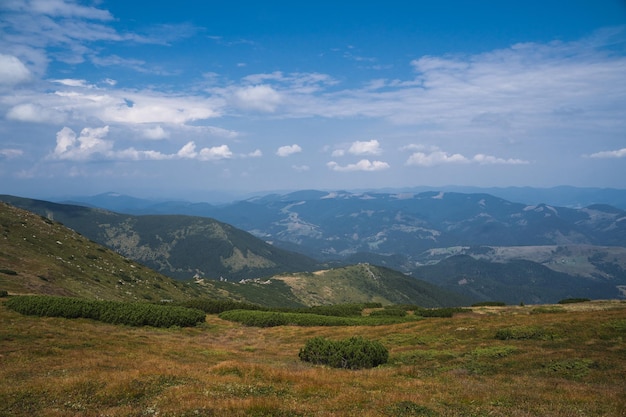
<box><xmin>274</xmin><ymin>263</ymin><xmax>471</xmax><ymax>307</ymax></box>
<box><xmin>0</xmin><ymin>202</ymin><xmax>462</xmax><ymax>308</ymax></box>
<box><xmin>0</xmin><ymin>202</ymin><xmax>200</xmax><ymax>302</ymax></box>
<box><xmin>1</xmin><ymin>299</ymin><xmax>624</xmax><ymax>416</ymax></box>
<box><xmin>0</xmin><ymin>195</ymin><xmax>319</xmax><ymax>281</ymax></box>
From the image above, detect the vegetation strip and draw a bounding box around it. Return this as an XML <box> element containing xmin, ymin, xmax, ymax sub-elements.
<box><xmin>5</xmin><ymin>295</ymin><xmax>206</xmax><ymax>327</ymax></box>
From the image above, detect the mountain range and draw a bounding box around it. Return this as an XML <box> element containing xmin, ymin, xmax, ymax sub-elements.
<box><xmin>1</xmin><ymin>200</ymin><xmax>469</xmax><ymax>307</ymax></box>
<box><xmin>2</xmin><ymin>188</ymin><xmax>626</xmax><ymax>304</ymax></box>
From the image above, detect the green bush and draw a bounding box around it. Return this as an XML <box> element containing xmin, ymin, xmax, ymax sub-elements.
<box><xmin>5</xmin><ymin>295</ymin><xmax>206</xmax><ymax>328</ymax></box>
<box><xmin>178</xmin><ymin>299</ymin><xmax>265</xmax><ymax>314</ymax></box>
<box><xmin>218</xmin><ymin>309</ymin><xmax>414</xmax><ymax>327</ymax></box>
<box><xmin>558</xmin><ymin>298</ymin><xmax>591</xmax><ymax>304</ymax></box>
<box><xmin>472</xmin><ymin>301</ymin><xmax>506</xmax><ymax>307</ymax></box>
<box><xmin>299</xmin><ymin>336</ymin><xmax>389</xmax><ymax>369</ymax></box>
<box><xmin>0</xmin><ymin>290</ymin><xmax>8</xmax><ymax>297</ymax></box>
<box><xmin>0</xmin><ymin>269</ymin><xmax>17</xmax><ymax>275</ymax></box>
<box><xmin>369</xmin><ymin>308</ymin><xmax>408</xmax><ymax>317</ymax></box>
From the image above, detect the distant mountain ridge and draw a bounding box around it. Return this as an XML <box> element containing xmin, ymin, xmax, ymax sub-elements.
<box><xmin>3</xmin><ymin>190</ymin><xmax>626</xmax><ymax>303</ymax></box>
<box><xmin>0</xmin><ymin>201</ymin><xmax>467</xmax><ymax>307</ymax></box>
<box><xmin>0</xmin><ymin>195</ymin><xmax>319</xmax><ymax>281</ymax></box>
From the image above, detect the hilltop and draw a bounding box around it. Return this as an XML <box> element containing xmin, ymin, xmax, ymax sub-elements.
<box><xmin>1</xmin><ymin>201</ymin><xmax>464</xmax><ymax>307</ymax></box>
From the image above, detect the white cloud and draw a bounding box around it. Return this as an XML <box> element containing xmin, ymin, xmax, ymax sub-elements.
<box><xmin>276</xmin><ymin>144</ymin><xmax>302</xmax><ymax>157</ymax></box>
<box><xmin>177</xmin><ymin>141</ymin><xmax>197</xmax><ymax>159</ymax></box>
<box><xmin>53</xmin><ymin>79</ymin><xmax>92</xmax><ymax>88</ymax></box>
<box><xmin>247</xmin><ymin>149</ymin><xmax>263</xmax><ymax>158</ymax></box>
<box><xmin>198</xmin><ymin>144</ymin><xmax>232</xmax><ymax>161</ymax></box>
<box><xmin>348</xmin><ymin>139</ymin><xmax>382</xmax><ymax>155</ymax></box>
<box><xmin>141</xmin><ymin>125</ymin><xmax>169</xmax><ymax>140</ymax></box>
<box><xmin>406</xmin><ymin>151</ymin><xmax>468</xmax><ymax>167</ymax></box>
<box><xmin>27</xmin><ymin>0</ymin><xmax>114</xmax><ymax>20</ymax></box>
<box><xmin>327</xmin><ymin>159</ymin><xmax>390</xmax><ymax>172</ymax></box>
<box><xmin>331</xmin><ymin>149</ymin><xmax>345</xmax><ymax>157</ymax></box>
<box><xmin>232</xmin><ymin>84</ymin><xmax>282</xmax><ymax>112</ymax></box>
<box><xmin>0</xmin><ymin>148</ymin><xmax>23</xmax><ymax>159</ymax></box>
<box><xmin>472</xmin><ymin>154</ymin><xmax>529</xmax><ymax>165</ymax></box>
<box><xmin>587</xmin><ymin>148</ymin><xmax>626</xmax><ymax>159</ymax></box>
<box><xmin>0</xmin><ymin>54</ymin><xmax>31</xmax><ymax>85</ymax></box>
<box><xmin>6</xmin><ymin>103</ymin><xmax>66</xmax><ymax>123</ymax></box>
<box><xmin>49</xmin><ymin>127</ymin><xmax>234</xmax><ymax>162</ymax></box>
<box><xmin>51</xmin><ymin>126</ymin><xmax>112</xmax><ymax>160</ymax></box>
<box><xmin>406</xmin><ymin>150</ymin><xmax>529</xmax><ymax>166</ymax></box>
<box><xmin>292</xmin><ymin>165</ymin><xmax>310</xmax><ymax>172</ymax></box>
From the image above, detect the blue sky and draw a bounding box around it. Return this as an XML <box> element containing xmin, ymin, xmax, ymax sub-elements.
<box><xmin>1</xmin><ymin>0</ymin><xmax>625</xmax><ymax>201</ymax></box>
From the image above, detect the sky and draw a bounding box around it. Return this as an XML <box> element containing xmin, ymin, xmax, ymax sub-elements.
<box><xmin>1</xmin><ymin>0</ymin><xmax>625</xmax><ymax>201</ymax></box>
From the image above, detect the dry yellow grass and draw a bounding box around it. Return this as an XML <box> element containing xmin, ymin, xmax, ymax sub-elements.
<box><xmin>1</xmin><ymin>299</ymin><xmax>625</xmax><ymax>416</ymax></box>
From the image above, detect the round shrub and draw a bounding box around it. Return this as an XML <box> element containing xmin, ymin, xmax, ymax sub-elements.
<box><xmin>299</xmin><ymin>336</ymin><xmax>389</xmax><ymax>369</ymax></box>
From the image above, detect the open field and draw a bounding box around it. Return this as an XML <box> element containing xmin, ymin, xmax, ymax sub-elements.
<box><xmin>1</xmin><ymin>299</ymin><xmax>625</xmax><ymax>416</ymax></box>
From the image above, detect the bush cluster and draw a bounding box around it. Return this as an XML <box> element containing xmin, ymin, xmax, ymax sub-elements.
<box><xmin>6</xmin><ymin>295</ymin><xmax>206</xmax><ymax>328</ymax></box>
<box><xmin>472</xmin><ymin>301</ymin><xmax>506</xmax><ymax>307</ymax></box>
<box><xmin>299</xmin><ymin>336</ymin><xmax>389</xmax><ymax>369</ymax></box>
<box><xmin>495</xmin><ymin>326</ymin><xmax>555</xmax><ymax>340</ymax></box>
<box><xmin>558</xmin><ymin>298</ymin><xmax>591</xmax><ymax>304</ymax></box>
<box><xmin>218</xmin><ymin>310</ymin><xmax>354</xmax><ymax>327</ymax></box>
<box><xmin>178</xmin><ymin>299</ymin><xmax>265</xmax><ymax>314</ymax></box>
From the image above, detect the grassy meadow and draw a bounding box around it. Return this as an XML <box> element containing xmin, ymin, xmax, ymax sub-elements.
<box><xmin>1</xmin><ymin>299</ymin><xmax>625</xmax><ymax>417</ymax></box>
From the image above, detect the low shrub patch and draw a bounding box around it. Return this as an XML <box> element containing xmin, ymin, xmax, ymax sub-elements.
<box><xmin>495</xmin><ymin>326</ymin><xmax>556</xmax><ymax>340</ymax></box>
<box><xmin>5</xmin><ymin>295</ymin><xmax>206</xmax><ymax>327</ymax></box>
<box><xmin>472</xmin><ymin>301</ymin><xmax>506</xmax><ymax>307</ymax></box>
<box><xmin>178</xmin><ymin>299</ymin><xmax>265</xmax><ymax>314</ymax></box>
<box><xmin>558</xmin><ymin>298</ymin><xmax>591</xmax><ymax>304</ymax></box>
<box><xmin>299</xmin><ymin>336</ymin><xmax>389</xmax><ymax>369</ymax></box>
<box><xmin>218</xmin><ymin>309</ymin><xmax>415</xmax><ymax>327</ymax></box>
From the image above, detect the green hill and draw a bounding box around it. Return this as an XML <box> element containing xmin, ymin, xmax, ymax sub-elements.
<box><xmin>0</xmin><ymin>195</ymin><xmax>319</xmax><ymax>281</ymax></box>
<box><xmin>0</xmin><ymin>201</ymin><xmax>464</xmax><ymax>308</ymax></box>
<box><xmin>0</xmin><ymin>202</ymin><xmax>198</xmax><ymax>302</ymax></box>
<box><xmin>272</xmin><ymin>263</ymin><xmax>470</xmax><ymax>307</ymax></box>
<box><xmin>412</xmin><ymin>254</ymin><xmax>621</xmax><ymax>304</ymax></box>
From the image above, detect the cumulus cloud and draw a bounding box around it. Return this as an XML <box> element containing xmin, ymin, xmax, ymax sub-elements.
<box><xmin>406</xmin><ymin>151</ymin><xmax>468</xmax><ymax>167</ymax></box>
<box><xmin>587</xmin><ymin>148</ymin><xmax>626</xmax><ymax>159</ymax></box>
<box><xmin>405</xmin><ymin>150</ymin><xmax>529</xmax><ymax>166</ymax></box>
<box><xmin>327</xmin><ymin>159</ymin><xmax>390</xmax><ymax>172</ymax></box>
<box><xmin>198</xmin><ymin>144</ymin><xmax>233</xmax><ymax>161</ymax></box>
<box><xmin>232</xmin><ymin>84</ymin><xmax>282</xmax><ymax>112</ymax></box>
<box><xmin>49</xmin><ymin>126</ymin><xmax>235</xmax><ymax>162</ymax></box>
<box><xmin>141</xmin><ymin>125</ymin><xmax>169</xmax><ymax>140</ymax></box>
<box><xmin>276</xmin><ymin>144</ymin><xmax>302</xmax><ymax>157</ymax></box>
<box><xmin>348</xmin><ymin>139</ymin><xmax>382</xmax><ymax>155</ymax></box>
<box><xmin>52</xmin><ymin>126</ymin><xmax>113</xmax><ymax>160</ymax></box>
<box><xmin>7</xmin><ymin>103</ymin><xmax>66</xmax><ymax>124</ymax></box>
<box><xmin>0</xmin><ymin>54</ymin><xmax>31</xmax><ymax>85</ymax></box>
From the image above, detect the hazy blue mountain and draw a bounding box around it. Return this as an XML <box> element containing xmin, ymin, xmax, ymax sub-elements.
<box><xmin>0</xmin><ymin>195</ymin><xmax>320</xmax><ymax>281</ymax></box>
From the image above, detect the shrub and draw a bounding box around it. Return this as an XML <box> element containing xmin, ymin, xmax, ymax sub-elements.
<box><xmin>495</xmin><ymin>326</ymin><xmax>555</xmax><ymax>340</ymax></box>
<box><xmin>0</xmin><ymin>290</ymin><xmax>8</xmax><ymax>297</ymax></box>
<box><xmin>0</xmin><ymin>269</ymin><xmax>17</xmax><ymax>275</ymax></box>
<box><xmin>558</xmin><ymin>298</ymin><xmax>591</xmax><ymax>304</ymax></box>
<box><xmin>369</xmin><ymin>308</ymin><xmax>408</xmax><ymax>318</ymax></box>
<box><xmin>472</xmin><ymin>301</ymin><xmax>506</xmax><ymax>307</ymax></box>
<box><xmin>5</xmin><ymin>295</ymin><xmax>206</xmax><ymax>328</ymax></box>
<box><xmin>218</xmin><ymin>309</ymin><xmax>414</xmax><ymax>327</ymax></box>
<box><xmin>179</xmin><ymin>299</ymin><xmax>265</xmax><ymax>314</ymax></box>
<box><xmin>299</xmin><ymin>336</ymin><xmax>388</xmax><ymax>369</ymax></box>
